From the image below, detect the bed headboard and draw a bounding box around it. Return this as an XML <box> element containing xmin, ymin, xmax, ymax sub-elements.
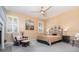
<box><xmin>49</xmin><ymin>25</ymin><xmax>63</xmax><ymax>35</ymax></box>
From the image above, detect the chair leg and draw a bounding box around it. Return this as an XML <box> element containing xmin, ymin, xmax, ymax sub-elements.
<box><xmin>13</xmin><ymin>41</ymin><xmax>20</xmax><ymax>46</ymax></box>
<box><xmin>21</xmin><ymin>42</ymin><xmax>30</xmax><ymax>47</ymax></box>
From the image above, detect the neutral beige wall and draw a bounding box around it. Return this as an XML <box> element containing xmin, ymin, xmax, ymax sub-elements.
<box><xmin>6</xmin><ymin>7</ymin><xmax>79</xmax><ymax>42</ymax></box>
<box><xmin>6</xmin><ymin>10</ymin><xmax>46</xmax><ymax>42</ymax></box>
<box><xmin>47</xmin><ymin>8</ymin><xmax>79</xmax><ymax>36</ymax></box>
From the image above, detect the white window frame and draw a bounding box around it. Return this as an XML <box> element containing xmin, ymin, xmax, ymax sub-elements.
<box><xmin>6</xmin><ymin>15</ymin><xmax>19</xmax><ymax>33</ymax></box>
<box><xmin>38</xmin><ymin>21</ymin><xmax>44</xmax><ymax>33</ymax></box>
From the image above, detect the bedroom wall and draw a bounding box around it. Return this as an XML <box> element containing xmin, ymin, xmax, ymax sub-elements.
<box><xmin>46</xmin><ymin>7</ymin><xmax>79</xmax><ymax>36</ymax></box>
<box><xmin>6</xmin><ymin>10</ymin><xmax>46</xmax><ymax>42</ymax></box>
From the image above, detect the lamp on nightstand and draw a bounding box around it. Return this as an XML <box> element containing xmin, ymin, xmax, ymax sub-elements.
<box><xmin>63</xmin><ymin>27</ymin><xmax>69</xmax><ymax>35</ymax></box>
<box><xmin>46</xmin><ymin>28</ymin><xmax>50</xmax><ymax>35</ymax></box>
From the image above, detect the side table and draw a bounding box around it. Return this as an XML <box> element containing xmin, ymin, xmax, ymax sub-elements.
<box><xmin>62</xmin><ymin>35</ymin><xmax>70</xmax><ymax>43</ymax></box>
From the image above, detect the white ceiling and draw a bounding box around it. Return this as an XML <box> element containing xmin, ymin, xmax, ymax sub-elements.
<box><xmin>5</xmin><ymin>6</ymin><xmax>78</xmax><ymax>18</ymax></box>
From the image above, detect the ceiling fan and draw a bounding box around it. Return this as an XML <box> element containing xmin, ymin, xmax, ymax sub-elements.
<box><xmin>31</xmin><ymin>6</ymin><xmax>52</xmax><ymax>17</ymax></box>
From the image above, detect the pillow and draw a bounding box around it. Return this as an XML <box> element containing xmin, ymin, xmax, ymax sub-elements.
<box><xmin>17</xmin><ymin>35</ymin><xmax>21</xmax><ymax>39</ymax></box>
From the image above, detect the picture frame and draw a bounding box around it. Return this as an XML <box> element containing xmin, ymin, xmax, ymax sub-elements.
<box><xmin>25</xmin><ymin>20</ymin><xmax>34</xmax><ymax>30</ymax></box>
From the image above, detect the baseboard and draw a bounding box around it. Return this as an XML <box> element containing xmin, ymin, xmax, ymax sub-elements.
<box><xmin>5</xmin><ymin>42</ymin><xmax>13</xmax><ymax>45</ymax></box>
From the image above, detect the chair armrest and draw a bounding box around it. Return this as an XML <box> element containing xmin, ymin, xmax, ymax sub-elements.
<box><xmin>21</xmin><ymin>40</ymin><xmax>30</xmax><ymax>42</ymax></box>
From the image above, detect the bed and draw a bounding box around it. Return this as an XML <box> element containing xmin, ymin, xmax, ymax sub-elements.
<box><xmin>37</xmin><ymin>34</ymin><xmax>62</xmax><ymax>45</ymax></box>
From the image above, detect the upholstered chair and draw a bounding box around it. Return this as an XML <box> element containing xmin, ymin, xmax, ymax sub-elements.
<box><xmin>73</xmin><ymin>33</ymin><xmax>79</xmax><ymax>47</ymax></box>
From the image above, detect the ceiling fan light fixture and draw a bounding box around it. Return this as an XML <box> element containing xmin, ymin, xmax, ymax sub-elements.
<box><xmin>41</xmin><ymin>11</ymin><xmax>44</xmax><ymax>14</ymax></box>
<box><xmin>40</xmin><ymin>10</ymin><xmax>44</xmax><ymax>13</ymax></box>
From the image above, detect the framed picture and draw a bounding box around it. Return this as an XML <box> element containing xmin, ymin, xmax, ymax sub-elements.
<box><xmin>25</xmin><ymin>20</ymin><xmax>34</xmax><ymax>30</ymax></box>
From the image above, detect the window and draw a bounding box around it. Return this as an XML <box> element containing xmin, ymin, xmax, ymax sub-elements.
<box><xmin>38</xmin><ymin>21</ymin><xmax>44</xmax><ymax>33</ymax></box>
<box><xmin>6</xmin><ymin>15</ymin><xmax>19</xmax><ymax>33</ymax></box>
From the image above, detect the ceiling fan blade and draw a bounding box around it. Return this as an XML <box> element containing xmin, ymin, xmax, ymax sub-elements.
<box><xmin>41</xmin><ymin>12</ymin><xmax>47</xmax><ymax>17</ymax></box>
<box><xmin>45</xmin><ymin>6</ymin><xmax>52</xmax><ymax>11</ymax></box>
<box><xmin>31</xmin><ymin>11</ymin><xmax>40</xmax><ymax>13</ymax></box>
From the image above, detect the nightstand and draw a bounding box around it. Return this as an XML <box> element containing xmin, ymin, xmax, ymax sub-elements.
<box><xmin>62</xmin><ymin>35</ymin><xmax>70</xmax><ymax>43</ymax></box>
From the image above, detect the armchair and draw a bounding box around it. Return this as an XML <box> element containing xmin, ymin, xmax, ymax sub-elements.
<box><xmin>12</xmin><ymin>32</ymin><xmax>30</xmax><ymax>47</ymax></box>
<box><xmin>71</xmin><ymin>33</ymin><xmax>79</xmax><ymax>47</ymax></box>
<box><xmin>74</xmin><ymin>33</ymin><xmax>79</xmax><ymax>40</ymax></box>
<box><xmin>12</xmin><ymin>33</ymin><xmax>22</xmax><ymax>46</ymax></box>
